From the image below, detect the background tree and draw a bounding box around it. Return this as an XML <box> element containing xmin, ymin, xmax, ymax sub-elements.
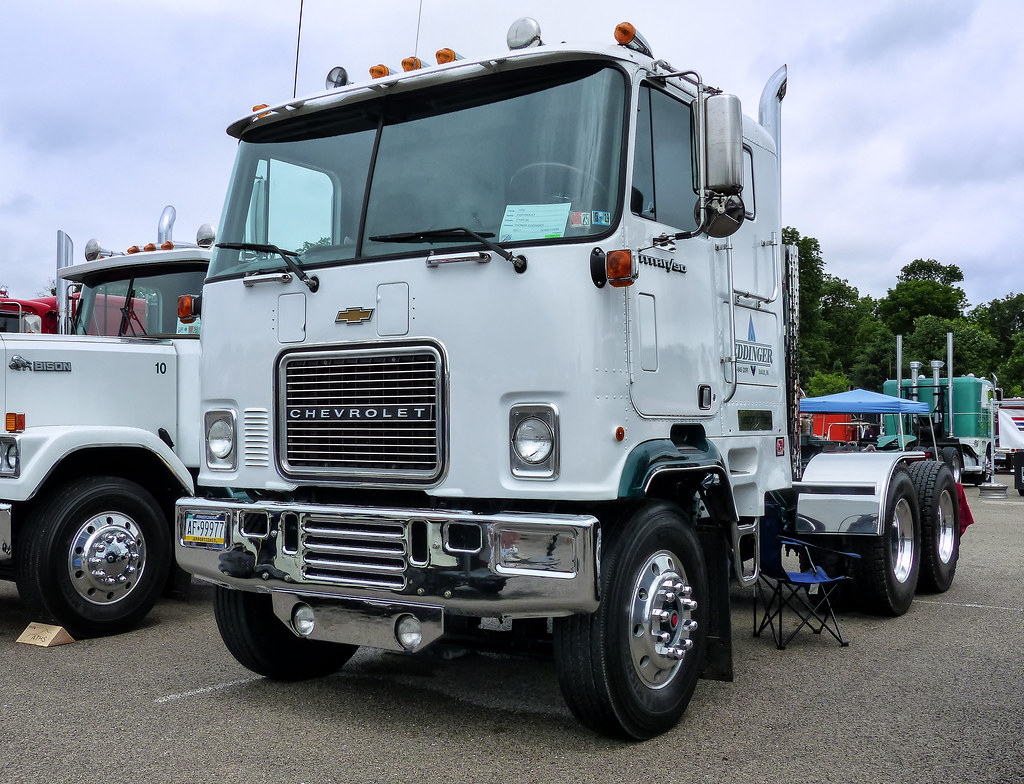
<box><xmin>876</xmin><ymin>259</ymin><xmax>967</xmax><ymax>335</ymax></box>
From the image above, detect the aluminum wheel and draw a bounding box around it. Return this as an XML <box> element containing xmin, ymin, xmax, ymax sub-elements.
<box><xmin>888</xmin><ymin>497</ymin><xmax>915</xmax><ymax>584</ymax></box>
<box><xmin>67</xmin><ymin>511</ymin><xmax>147</xmax><ymax>605</ymax></box>
<box><xmin>628</xmin><ymin>550</ymin><xmax>697</xmax><ymax>689</ymax></box>
<box><xmin>936</xmin><ymin>488</ymin><xmax>957</xmax><ymax>564</ymax></box>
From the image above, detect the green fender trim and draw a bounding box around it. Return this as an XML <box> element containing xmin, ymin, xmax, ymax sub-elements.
<box><xmin>617</xmin><ymin>437</ymin><xmax>729</xmax><ymax>498</ymax></box>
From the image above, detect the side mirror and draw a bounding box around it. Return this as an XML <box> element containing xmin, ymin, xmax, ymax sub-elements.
<box><xmin>702</xmin><ymin>94</ymin><xmax>745</xmax><ymax>238</ymax></box>
<box><xmin>705</xmin><ymin>94</ymin><xmax>743</xmax><ymax>194</ymax></box>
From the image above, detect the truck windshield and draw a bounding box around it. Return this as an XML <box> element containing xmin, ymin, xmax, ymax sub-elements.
<box><xmin>71</xmin><ymin>266</ymin><xmax>208</xmax><ymax>337</ymax></box>
<box><xmin>210</xmin><ymin>61</ymin><xmax>627</xmax><ymax>279</ymax></box>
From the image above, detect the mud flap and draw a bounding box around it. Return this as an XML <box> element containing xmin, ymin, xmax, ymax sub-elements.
<box><xmin>698</xmin><ymin>524</ymin><xmax>733</xmax><ymax>682</ymax></box>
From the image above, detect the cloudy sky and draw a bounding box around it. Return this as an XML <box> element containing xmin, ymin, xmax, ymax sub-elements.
<box><xmin>1</xmin><ymin>1</ymin><xmax>1019</xmax><ymax>310</ymax></box>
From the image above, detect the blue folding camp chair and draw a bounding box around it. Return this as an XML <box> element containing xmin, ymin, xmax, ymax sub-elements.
<box><xmin>754</xmin><ymin>506</ymin><xmax>860</xmax><ymax>649</ymax></box>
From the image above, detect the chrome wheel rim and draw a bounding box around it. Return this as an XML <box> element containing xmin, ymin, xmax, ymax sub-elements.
<box><xmin>628</xmin><ymin>550</ymin><xmax>697</xmax><ymax>690</ymax></box>
<box><xmin>68</xmin><ymin>512</ymin><xmax>146</xmax><ymax>605</ymax></box>
<box><xmin>936</xmin><ymin>489</ymin><xmax>957</xmax><ymax>563</ymax></box>
<box><xmin>889</xmin><ymin>497</ymin><xmax>914</xmax><ymax>583</ymax></box>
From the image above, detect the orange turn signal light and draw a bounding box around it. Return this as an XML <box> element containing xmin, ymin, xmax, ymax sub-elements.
<box><xmin>6</xmin><ymin>412</ymin><xmax>25</xmax><ymax>432</ymax></box>
<box><xmin>177</xmin><ymin>294</ymin><xmax>198</xmax><ymax>323</ymax></box>
<box><xmin>606</xmin><ymin>249</ymin><xmax>637</xmax><ymax>287</ymax></box>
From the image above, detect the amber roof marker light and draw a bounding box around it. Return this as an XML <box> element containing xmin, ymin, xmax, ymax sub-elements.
<box><xmin>614</xmin><ymin>22</ymin><xmax>653</xmax><ymax>58</ymax></box>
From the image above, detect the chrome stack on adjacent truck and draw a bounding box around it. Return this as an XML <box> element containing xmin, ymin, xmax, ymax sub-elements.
<box><xmin>175</xmin><ymin>19</ymin><xmax>958</xmax><ymax>738</ymax></box>
<box><xmin>1</xmin><ymin>208</ymin><xmax>212</xmax><ymax>637</ymax></box>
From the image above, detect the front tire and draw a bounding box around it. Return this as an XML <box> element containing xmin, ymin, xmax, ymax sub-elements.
<box><xmin>908</xmin><ymin>461</ymin><xmax>959</xmax><ymax>593</ymax></box>
<box><xmin>14</xmin><ymin>476</ymin><xmax>171</xmax><ymax>638</ymax></box>
<box><xmin>851</xmin><ymin>469</ymin><xmax>921</xmax><ymax>615</ymax></box>
<box><xmin>214</xmin><ymin>587</ymin><xmax>357</xmax><ymax>680</ymax></box>
<box><xmin>553</xmin><ymin>502</ymin><xmax>708</xmax><ymax>740</ymax></box>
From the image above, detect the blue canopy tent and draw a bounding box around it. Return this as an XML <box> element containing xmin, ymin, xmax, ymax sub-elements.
<box><xmin>799</xmin><ymin>389</ymin><xmax>929</xmax><ymax>415</ymax></box>
<box><xmin>800</xmin><ymin>389</ymin><xmax>930</xmax><ymax>447</ymax></box>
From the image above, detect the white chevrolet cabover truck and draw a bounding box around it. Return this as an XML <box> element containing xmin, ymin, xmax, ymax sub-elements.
<box><xmin>1</xmin><ymin>208</ymin><xmax>210</xmax><ymax>637</ymax></box>
<box><xmin>175</xmin><ymin>18</ymin><xmax>957</xmax><ymax>738</ymax></box>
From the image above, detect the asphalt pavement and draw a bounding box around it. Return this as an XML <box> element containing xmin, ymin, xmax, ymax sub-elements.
<box><xmin>1</xmin><ymin>485</ymin><xmax>1021</xmax><ymax>784</ymax></box>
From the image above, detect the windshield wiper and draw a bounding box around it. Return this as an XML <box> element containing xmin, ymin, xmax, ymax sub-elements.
<box><xmin>370</xmin><ymin>227</ymin><xmax>527</xmax><ymax>274</ymax></box>
<box><xmin>217</xmin><ymin>242</ymin><xmax>320</xmax><ymax>292</ymax></box>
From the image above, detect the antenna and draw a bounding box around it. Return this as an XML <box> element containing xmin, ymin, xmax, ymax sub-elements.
<box><xmin>293</xmin><ymin>0</ymin><xmax>305</xmax><ymax>99</ymax></box>
<box><xmin>414</xmin><ymin>0</ymin><xmax>423</xmax><ymax>58</ymax></box>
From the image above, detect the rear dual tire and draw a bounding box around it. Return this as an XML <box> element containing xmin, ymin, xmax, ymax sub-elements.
<box><xmin>851</xmin><ymin>469</ymin><xmax>920</xmax><ymax>616</ymax></box>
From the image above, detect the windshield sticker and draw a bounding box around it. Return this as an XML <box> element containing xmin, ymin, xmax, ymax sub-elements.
<box><xmin>592</xmin><ymin>210</ymin><xmax>611</xmax><ymax>226</ymax></box>
<box><xmin>569</xmin><ymin>211</ymin><xmax>591</xmax><ymax>228</ymax></box>
<box><xmin>499</xmin><ymin>203</ymin><xmax>572</xmax><ymax>242</ymax></box>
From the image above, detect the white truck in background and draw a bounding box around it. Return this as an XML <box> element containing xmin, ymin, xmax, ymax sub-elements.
<box><xmin>0</xmin><ymin>207</ymin><xmax>212</xmax><ymax>637</ymax></box>
<box><xmin>175</xmin><ymin>18</ymin><xmax>958</xmax><ymax>739</ymax></box>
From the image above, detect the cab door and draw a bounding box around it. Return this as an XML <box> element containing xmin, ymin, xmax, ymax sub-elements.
<box><xmin>626</xmin><ymin>83</ymin><xmax>719</xmax><ymax>418</ymax></box>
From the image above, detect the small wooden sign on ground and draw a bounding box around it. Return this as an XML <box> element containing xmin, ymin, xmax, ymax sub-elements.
<box><xmin>16</xmin><ymin>623</ymin><xmax>75</xmax><ymax>647</ymax></box>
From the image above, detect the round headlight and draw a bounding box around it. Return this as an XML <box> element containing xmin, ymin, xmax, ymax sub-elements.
<box><xmin>207</xmin><ymin>418</ymin><xmax>234</xmax><ymax>459</ymax></box>
<box><xmin>3</xmin><ymin>444</ymin><xmax>17</xmax><ymax>471</ymax></box>
<box><xmin>513</xmin><ymin>417</ymin><xmax>553</xmax><ymax>464</ymax></box>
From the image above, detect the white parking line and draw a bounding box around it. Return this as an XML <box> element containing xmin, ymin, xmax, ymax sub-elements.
<box><xmin>155</xmin><ymin>677</ymin><xmax>260</xmax><ymax>704</ymax></box>
<box><xmin>914</xmin><ymin>599</ymin><xmax>1024</xmax><ymax>613</ymax></box>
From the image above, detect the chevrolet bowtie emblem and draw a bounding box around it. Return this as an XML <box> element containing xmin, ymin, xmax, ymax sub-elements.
<box><xmin>335</xmin><ymin>307</ymin><xmax>374</xmax><ymax>324</ymax></box>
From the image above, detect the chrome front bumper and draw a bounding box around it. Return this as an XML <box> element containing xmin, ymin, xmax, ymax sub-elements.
<box><xmin>0</xmin><ymin>503</ymin><xmax>11</xmax><ymax>563</ymax></box>
<box><xmin>175</xmin><ymin>497</ymin><xmax>600</xmax><ymax>650</ymax></box>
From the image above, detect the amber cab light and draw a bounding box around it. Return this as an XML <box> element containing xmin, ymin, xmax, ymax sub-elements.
<box><xmin>435</xmin><ymin>48</ymin><xmax>461</xmax><ymax>64</ymax></box>
<box><xmin>606</xmin><ymin>249</ymin><xmax>637</xmax><ymax>287</ymax></box>
<box><xmin>126</xmin><ymin>245</ymin><xmax>140</xmax><ymax>254</ymax></box>
<box><xmin>614</xmin><ymin>22</ymin><xmax>653</xmax><ymax>57</ymax></box>
<box><xmin>178</xmin><ymin>294</ymin><xmax>200</xmax><ymax>323</ymax></box>
<box><xmin>143</xmin><ymin>243</ymin><xmax>157</xmax><ymax>252</ymax></box>
<box><xmin>402</xmin><ymin>57</ymin><xmax>425</xmax><ymax>72</ymax></box>
<box><xmin>161</xmin><ymin>241</ymin><xmax>174</xmax><ymax>250</ymax></box>
<box><xmin>6</xmin><ymin>413</ymin><xmax>26</xmax><ymax>432</ymax></box>
<box><xmin>369</xmin><ymin>64</ymin><xmax>393</xmax><ymax>79</ymax></box>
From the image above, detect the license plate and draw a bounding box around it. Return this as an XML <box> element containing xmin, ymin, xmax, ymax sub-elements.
<box><xmin>183</xmin><ymin>511</ymin><xmax>227</xmax><ymax>548</ymax></box>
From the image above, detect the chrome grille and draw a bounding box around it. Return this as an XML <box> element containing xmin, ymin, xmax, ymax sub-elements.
<box><xmin>301</xmin><ymin>514</ymin><xmax>408</xmax><ymax>590</ymax></box>
<box><xmin>281</xmin><ymin>346</ymin><xmax>443</xmax><ymax>481</ymax></box>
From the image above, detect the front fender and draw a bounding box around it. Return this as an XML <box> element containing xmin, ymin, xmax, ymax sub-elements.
<box><xmin>0</xmin><ymin>426</ymin><xmax>195</xmax><ymax>503</ymax></box>
<box><xmin>618</xmin><ymin>438</ymin><xmax>738</xmax><ymax>521</ymax></box>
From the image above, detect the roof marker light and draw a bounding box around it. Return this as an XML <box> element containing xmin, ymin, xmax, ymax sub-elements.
<box><xmin>369</xmin><ymin>64</ymin><xmax>397</xmax><ymax>79</ymax></box>
<box><xmin>435</xmin><ymin>48</ymin><xmax>463</xmax><ymax>64</ymax></box>
<box><xmin>614</xmin><ymin>22</ymin><xmax>653</xmax><ymax>58</ymax></box>
<box><xmin>507</xmin><ymin>17</ymin><xmax>543</xmax><ymax>50</ymax></box>
<box><xmin>325</xmin><ymin>66</ymin><xmax>349</xmax><ymax>90</ymax></box>
<box><xmin>402</xmin><ymin>56</ymin><xmax>425</xmax><ymax>72</ymax></box>
<box><xmin>143</xmin><ymin>243</ymin><xmax>157</xmax><ymax>252</ymax></box>
<box><xmin>252</xmin><ymin>103</ymin><xmax>271</xmax><ymax>119</ymax></box>
<box><xmin>126</xmin><ymin>245</ymin><xmax>140</xmax><ymax>254</ymax></box>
